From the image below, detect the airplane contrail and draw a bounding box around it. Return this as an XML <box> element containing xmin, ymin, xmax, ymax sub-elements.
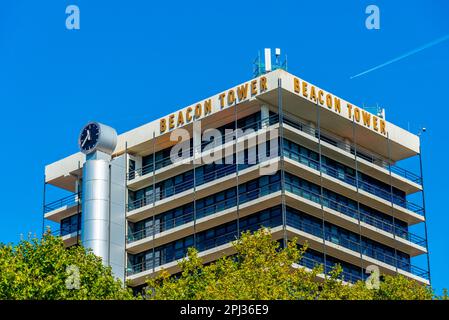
<box><xmin>350</xmin><ymin>33</ymin><xmax>449</xmax><ymax>79</ymax></box>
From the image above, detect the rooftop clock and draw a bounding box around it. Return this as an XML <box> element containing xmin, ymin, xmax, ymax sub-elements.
<box><xmin>78</xmin><ymin>121</ymin><xmax>117</xmax><ymax>155</ymax></box>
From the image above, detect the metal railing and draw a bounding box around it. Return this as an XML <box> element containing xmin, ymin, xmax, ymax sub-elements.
<box><xmin>127</xmin><ymin>143</ymin><xmax>281</xmax><ymax>212</ymax></box>
<box><xmin>127</xmin><ymin>114</ymin><xmax>279</xmax><ymax>181</ymax></box>
<box><xmin>127</xmin><ymin>181</ymin><xmax>282</xmax><ymax>243</ymax></box>
<box><xmin>127</xmin><ymin>164</ymin><xmax>236</xmax><ymax>211</ymax></box>
<box><xmin>286</xmin><ymin>214</ymin><xmax>429</xmax><ymax>280</ymax></box>
<box><xmin>196</xmin><ymin>230</ymin><xmax>239</xmax><ymax>252</ymax></box>
<box><xmin>283</xmin><ymin>147</ymin><xmax>424</xmax><ymax>215</ymax></box>
<box><xmin>282</xmin><ymin>117</ymin><xmax>422</xmax><ymax>185</ymax></box>
<box><xmin>298</xmin><ymin>256</ymin><xmax>366</xmax><ymax>283</ymax></box>
<box><xmin>48</xmin><ymin>227</ymin><xmax>80</xmax><ymax>238</ymax></box>
<box><xmin>60</xmin><ymin>224</ymin><xmax>80</xmax><ymax>237</ymax></box>
<box><xmin>127</xmin><ymin>230</ymin><xmax>240</xmax><ymax>275</ymax></box>
<box><xmin>44</xmin><ymin>192</ymin><xmax>80</xmax><ymax>213</ymax></box>
<box><xmin>284</xmin><ymin>181</ymin><xmax>426</xmax><ymax>247</ymax></box>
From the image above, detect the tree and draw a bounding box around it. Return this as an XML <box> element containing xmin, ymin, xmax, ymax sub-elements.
<box><xmin>146</xmin><ymin>228</ymin><xmax>439</xmax><ymax>300</ymax></box>
<box><xmin>0</xmin><ymin>230</ymin><xmax>135</xmax><ymax>300</ymax></box>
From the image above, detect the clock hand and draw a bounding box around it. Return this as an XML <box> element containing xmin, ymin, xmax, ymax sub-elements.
<box><xmin>81</xmin><ymin>130</ymin><xmax>91</xmax><ymax>147</ymax></box>
<box><xmin>81</xmin><ymin>135</ymin><xmax>88</xmax><ymax>147</ymax></box>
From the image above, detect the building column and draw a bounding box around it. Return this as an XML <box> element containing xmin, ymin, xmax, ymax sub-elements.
<box><xmin>342</xmin><ymin>138</ymin><xmax>352</xmax><ymax>153</ymax></box>
<box><xmin>309</xmin><ymin>121</ymin><xmax>316</xmax><ymax>137</ymax></box>
<box><xmin>193</xmin><ymin>121</ymin><xmax>202</xmax><ymax>163</ymax></box>
<box><xmin>261</xmin><ymin>104</ymin><xmax>270</xmax><ymax>128</ymax></box>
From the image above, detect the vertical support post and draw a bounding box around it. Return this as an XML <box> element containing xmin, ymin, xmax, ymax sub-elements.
<box><xmin>151</xmin><ymin>132</ymin><xmax>156</xmax><ymax>273</ymax></box>
<box><xmin>277</xmin><ymin>77</ymin><xmax>287</xmax><ymax>248</ymax></box>
<box><xmin>261</xmin><ymin>104</ymin><xmax>270</xmax><ymax>129</ymax></box>
<box><xmin>42</xmin><ymin>176</ymin><xmax>47</xmax><ymax>236</ymax></box>
<box><xmin>235</xmin><ymin>99</ymin><xmax>240</xmax><ymax>238</ymax></box>
<box><xmin>123</xmin><ymin>141</ymin><xmax>128</xmax><ymax>284</ymax></box>
<box><xmin>419</xmin><ymin>142</ymin><xmax>432</xmax><ymax>284</ymax></box>
<box><xmin>76</xmin><ymin>161</ymin><xmax>81</xmax><ymax>244</ymax></box>
<box><xmin>386</xmin><ymin>133</ymin><xmax>399</xmax><ymax>274</ymax></box>
<box><xmin>193</xmin><ymin>117</ymin><xmax>200</xmax><ymax>248</ymax></box>
<box><xmin>352</xmin><ymin>118</ymin><xmax>365</xmax><ymax>279</ymax></box>
<box><xmin>315</xmin><ymin>97</ymin><xmax>328</xmax><ymax>276</ymax></box>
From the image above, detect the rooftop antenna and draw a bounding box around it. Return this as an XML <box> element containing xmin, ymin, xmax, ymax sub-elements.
<box><xmin>275</xmin><ymin>48</ymin><xmax>281</xmax><ymax>66</ymax></box>
<box><xmin>264</xmin><ymin>48</ymin><xmax>272</xmax><ymax>73</ymax></box>
<box><xmin>253</xmin><ymin>48</ymin><xmax>288</xmax><ymax>78</ymax></box>
<box><xmin>376</xmin><ymin>103</ymin><xmax>386</xmax><ymax>120</ymax></box>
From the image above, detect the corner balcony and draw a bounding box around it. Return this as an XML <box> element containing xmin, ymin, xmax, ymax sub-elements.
<box><xmin>44</xmin><ymin>192</ymin><xmax>81</xmax><ymax>223</ymax></box>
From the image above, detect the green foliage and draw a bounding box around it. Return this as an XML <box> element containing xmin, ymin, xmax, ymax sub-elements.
<box><xmin>0</xmin><ymin>230</ymin><xmax>135</xmax><ymax>300</ymax></box>
<box><xmin>0</xmin><ymin>228</ymin><xmax>442</xmax><ymax>300</ymax></box>
<box><xmin>372</xmin><ymin>273</ymin><xmax>434</xmax><ymax>300</ymax></box>
<box><xmin>146</xmin><ymin>228</ymin><xmax>441</xmax><ymax>300</ymax></box>
<box><xmin>440</xmin><ymin>288</ymin><xmax>449</xmax><ymax>300</ymax></box>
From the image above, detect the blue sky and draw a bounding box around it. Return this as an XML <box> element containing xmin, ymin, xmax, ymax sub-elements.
<box><xmin>0</xmin><ymin>1</ymin><xmax>448</xmax><ymax>294</ymax></box>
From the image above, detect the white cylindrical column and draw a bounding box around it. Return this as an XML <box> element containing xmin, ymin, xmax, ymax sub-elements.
<box><xmin>81</xmin><ymin>159</ymin><xmax>110</xmax><ymax>264</ymax></box>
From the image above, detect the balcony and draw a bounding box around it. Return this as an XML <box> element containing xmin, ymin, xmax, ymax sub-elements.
<box><xmin>128</xmin><ymin>164</ymin><xmax>236</xmax><ymax>212</ymax></box>
<box><xmin>126</xmin><ymin>226</ymin><xmax>286</xmax><ymax>286</ymax></box>
<box><xmin>50</xmin><ymin>228</ymin><xmax>80</xmax><ymax>247</ymax></box>
<box><xmin>126</xmin><ymin>152</ymin><xmax>280</xmax><ymax>223</ymax></box>
<box><xmin>282</xmin><ymin>147</ymin><xmax>425</xmax><ymax>218</ymax></box>
<box><xmin>296</xmin><ymin>256</ymin><xmax>366</xmax><ymax>284</ymax></box>
<box><xmin>44</xmin><ymin>192</ymin><xmax>81</xmax><ymax>222</ymax></box>
<box><xmin>285</xmin><ymin>215</ymin><xmax>429</xmax><ymax>284</ymax></box>
<box><xmin>126</xmin><ymin>182</ymin><xmax>282</xmax><ymax>253</ymax></box>
<box><xmin>126</xmin><ymin>114</ymin><xmax>280</xmax><ymax>190</ymax></box>
<box><xmin>127</xmin><ymin>230</ymin><xmax>241</xmax><ymax>277</ymax></box>
<box><xmin>283</xmin><ymin>181</ymin><xmax>426</xmax><ymax>251</ymax></box>
<box><xmin>282</xmin><ymin>116</ymin><xmax>422</xmax><ymax>194</ymax></box>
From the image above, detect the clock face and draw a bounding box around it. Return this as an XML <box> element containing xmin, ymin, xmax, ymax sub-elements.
<box><xmin>79</xmin><ymin>122</ymin><xmax>100</xmax><ymax>154</ymax></box>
